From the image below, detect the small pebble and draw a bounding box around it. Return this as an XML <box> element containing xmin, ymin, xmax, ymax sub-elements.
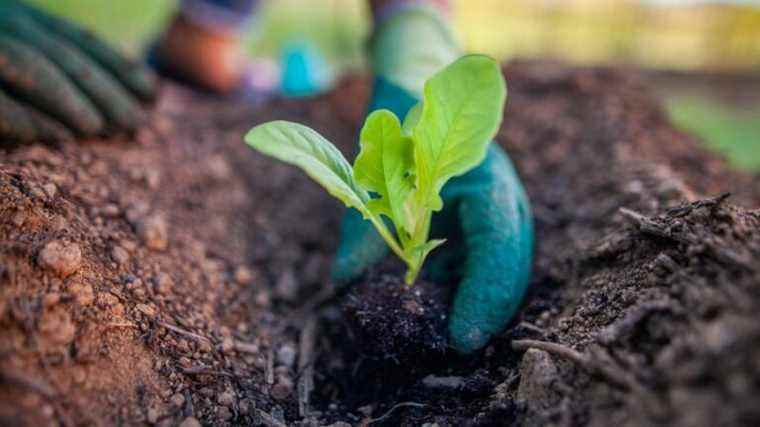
<box><xmin>276</xmin><ymin>343</ymin><xmax>297</xmax><ymax>368</ymax></box>
<box><xmin>198</xmin><ymin>340</ymin><xmax>212</xmax><ymax>354</ymax></box>
<box><xmin>154</xmin><ymin>273</ymin><xmax>173</xmax><ymax>295</ymax></box>
<box><xmin>38</xmin><ymin>240</ymin><xmax>82</xmax><ymax>278</ymax></box>
<box><xmin>136</xmin><ymin>215</ymin><xmax>168</xmax><ymax>251</ymax></box>
<box><xmin>220</xmin><ymin>337</ymin><xmax>235</xmax><ymax>354</ymax></box>
<box><xmin>121</xmin><ymin>240</ymin><xmax>137</xmax><ymax>252</ymax></box>
<box><xmin>68</xmin><ymin>283</ymin><xmax>94</xmax><ymax>306</ymax></box>
<box><xmin>178</xmin><ymin>417</ymin><xmax>201</xmax><ymax>427</ymax></box>
<box><xmin>233</xmin><ymin>266</ymin><xmax>253</xmax><ymax>285</ymax></box>
<box><xmin>145</xmin><ymin>170</ymin><xmax>161</xmax><ymax>190</ymax></box>
<box><xmin>275</xmin><ymin>268</ymin><xmax>298</xmax><ymax>301</ymax></box>
<box><xmin>101</xmin><ymin>204</ymin><xmax>120</xmax><ymax>217</ymax></box>
<box><xmin>218</xmin><ymin>391</ymin><xmax>235</xmax><ymax>407</ymax></box>
<box><xmin>255</xmin><ymin>290</ymin><xmax>271</xmax><ymax>308</ymax></box>
<box><xmin>207</xmin><ymin>155</ymin><xmax>232</xmax><ymax>181</ymax></box>
<box><xmin>41</xmin><ymin>404</ymin><xmax>54</xmax><ymax>418</ymax></box>
<box><xmin>72</xmin><ymin>366</ymin><xmax>87</xmax><ymax>384</ymax></box>
<box><xmin>239</xmin><ymin>399</ymin><xmax>250</xmax><ymax>414</ymax></box>
<box><xmin>270</xmin><ymin>378</ymin><xmax>293</xmax><ymax>400</ymax></box>
<box><xmin>217</xmin><ymin>406</ymin><xmax>233</xmax><ymax>421</ymax></box>
<box><xmin>42</xmin><ymin>182</ymin><xmax>57</xmax><ymax>198</ymax></box>
<box><xmin>146</xmin><ymin>407</ymin><xmax>159</xmax><ymax>424</ymax></box>
<box><xmin>358</xmin><ymin>404</ymin><xmax>373</xmax><ymax>417</ymax></box>
<box><xmin>43</xmin><ymin>293</ymin><xmax>61</xmax><ymax>308</ymax></box>
<box><xmin>136</xmin><ymin>303</ymin><xmax>156</xmax><ymax>318</ymax></box>
<box><xmin>38</xmin><ymin>307</ymin><xmax>76</xmax><ymax>347</ymax></box>
<box><xmin>11</xmin><ymin>210</ymin><xmax>26</xmax><ymax>227</ymax></box>
<box><xmin>125</xmin><ymin>201</ymin><xmax>149</xmax><ymax>223</ymax></box>
<box><xmin>111</xmin><ymin>246</ymin><xmax>129</xmax><ymax>266</ymax></box>
<box><xmin>97</xmin><ymin>292</ymin><xmax>120</xmax><ymax>308</ymax></box>
<box><xmin>170</xmin><ymin>393</ymin><xmax>185</xmax><ymax>408</ymax></box>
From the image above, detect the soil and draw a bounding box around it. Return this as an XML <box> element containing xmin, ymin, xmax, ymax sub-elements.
<box><xmin>1</xmin><ymin>61</ymin><xmax>759</xmax><ymax>426</ymax></box>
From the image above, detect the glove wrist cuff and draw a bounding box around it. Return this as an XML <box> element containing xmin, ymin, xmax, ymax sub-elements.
<box><xmin>369</xmin><ymin>4</ymin><xmax>460</xmax><ymax>96</ymax></box>
<box><xmin>372</xmin><ymin>0</ymin><xmax>451</xmax><ymax>27</ymax></box>
<box><xmin>179</xmin><ymin>0</ymin><xmax>259</xmax><ymax>36</ymax></box>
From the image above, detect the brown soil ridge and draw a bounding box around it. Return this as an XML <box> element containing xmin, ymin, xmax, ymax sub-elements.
<box><xmin>0</xmin><ymin>62</ymin><xmax>758</xmax><ymax>426</ymax></box>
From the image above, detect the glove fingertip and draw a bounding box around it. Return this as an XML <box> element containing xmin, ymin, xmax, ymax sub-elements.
<box><xmin>448</xmin><ymin>314</ymin><xmax>489</xmax><ymax>354</ymax></box>
<box><xmin>448</xmin><ymin>275</ymin><xmax>521</xmax><ymax>354</ymax></box>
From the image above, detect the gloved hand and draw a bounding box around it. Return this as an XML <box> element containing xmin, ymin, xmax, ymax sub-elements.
<box><xmin>0</xmin><ymin>0</ymin><xmax>156</xmax><ymax>143</ymax></box>
<box><xmin>332</xmin><ymin>5</ymin><xmax>534</xmax><ymax>354</ymax></box>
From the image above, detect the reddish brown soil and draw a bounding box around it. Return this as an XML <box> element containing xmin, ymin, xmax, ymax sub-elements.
<box><xmin>1</xmin><ymin>62</ymin><xmax>759</xmax><ymax>426</ymax></box>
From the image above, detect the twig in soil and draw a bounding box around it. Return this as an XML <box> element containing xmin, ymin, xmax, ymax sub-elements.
<box><xmin>158</xmin><ymin>320</ymin><xmax>212</xmax><ymax>344</ymax></box>
<box><xmin>596</xmin><ymin>300</ymin><xmax>675</xmax><ymax>345</ymax></box>
<box><xmin>181</xmin><ymin>366</ymin><xmax>234</xmax><ymax>377</ymax></box>
<box><xmin>619</xmin><ymin>208</ymin><xmax>692</xmax><ymax>245</ymax></box>
<box><xmin>512</xmin><ymin>339</ymin><xmax>638</xmax><ymax>391</ymax></box>
<box><xmin>297</xmin><ymin>315</ymin><xmax>318</xmax><ymax>417</ymax></box>
<box><xmin>105</xmin><ymin>322</ymin><xmax>139</xmax><ymax>330</ymax></box>
<box><xmin>666</xmin><ymin>193</ymin><xmax>731</xmax><ymax>217</ymax></box>
<box><xmin>621</xmin><ymin>204</ymin><xmax>752</xmax><ymax>270</ymax></box>
<box><xmin>232</xmin><ymin>340</ymin><xmax>259</xmax><ymax>354</ymax></box>
<box><xmin>421</xmin><ymin>374</ymin><xmax>465</xmax><ymax>390</ymax></box>
<box><xmin>256</xmin><ymin>409</ymin><xmax>288</xmax><ymax>427</ymax></box>
<box><xmin>367</xmin><ymin>402</ymin><xmax>427</xmax><ymax>425</ymax></box>
<box><xmin>265</xmin><ymin>346</ymin><xmax>275</xmax><ymax>385</ymax></box>
<box><xmin>512</xmin><ymin>339</ymin><xmax>587</xmax><ymax>366</ymax></box>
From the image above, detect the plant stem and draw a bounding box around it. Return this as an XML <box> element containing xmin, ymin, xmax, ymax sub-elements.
<box><xmin>367</xmin><ymin>214</ymin><xmax>406</xmax><ymax>262</ymax></box>
<box><xmin>404</xmin><ymin>261</ymin><xmax>421</xmax><ymax>285</ymax></box>
<box><xmin>402</xmin><ymin>210</ymin><xmax>434</xmax><ymax>285</ymax></box>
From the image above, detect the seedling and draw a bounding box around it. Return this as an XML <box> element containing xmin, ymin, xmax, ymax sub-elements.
<box><xmin>245</xmin><ymin>55</ymin><xmax>506</xmax><ymax>285</ymax></box>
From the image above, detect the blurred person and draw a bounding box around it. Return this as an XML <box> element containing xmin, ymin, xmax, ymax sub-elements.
<box><xmin>0</xmin><ymin>0</ymin><xmax>533</xmax><ymax>354</ymax></box>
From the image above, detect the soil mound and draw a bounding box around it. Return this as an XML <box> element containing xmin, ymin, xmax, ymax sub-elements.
<box><xmin>1</xmin><ymin>62</ymin><xmax>758</xmax><ymax>426</ymax></box>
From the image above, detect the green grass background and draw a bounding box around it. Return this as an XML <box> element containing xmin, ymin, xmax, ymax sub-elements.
<box><xmin>668</xmin><ymin>97</ymin><xmax>760</xmax><ymax>171</ymax></box>
<box><xmin>26</xmin><ymin>0</ymin><xmax>760</xmax><ymax>172</ymax></box>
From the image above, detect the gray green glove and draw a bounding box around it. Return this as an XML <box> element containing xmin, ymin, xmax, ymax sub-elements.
<box><xmin>0</xmin><ymin>0</ymin><xmax>156</xmax><ymax>143</ymax></box>
<box><xmin>331</xmin><ymin>6</ymin><xmax>534</xmax><ymax>354</ymax></box>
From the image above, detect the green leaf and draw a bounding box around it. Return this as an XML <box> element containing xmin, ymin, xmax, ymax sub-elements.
<box><xmin>402</xmin><ymin>102</ymin><xmax>422</xmax><ymax>136</ymax></box>
<box><xmin>353</xmin><ymin>109</ymin><xmax>415</xmax><ymax>232</ymax></box>
<box><xmin>412</xmin><ymin>54</ymin><xmax>506</xmax><ymax>211</ymax></box>
<box><xmin>409</xmin><ymin>238</ymin><xmax>446</xmax><ymax>260</ymax></box>
<box><xmin>245</xmin><ymin>121</ymin><xmax>370</xmax><ymax>215</ymax></box>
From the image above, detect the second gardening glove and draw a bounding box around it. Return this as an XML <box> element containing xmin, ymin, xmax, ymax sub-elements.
<box><xmin>332</xmin><ymin>5</ymin><xmax>534</xmax><ymax>354</ymax></box>
<box><xmin>0</xmin><ymin>0</ymin><xmax>156</xmax><ymax>143</ymax></box>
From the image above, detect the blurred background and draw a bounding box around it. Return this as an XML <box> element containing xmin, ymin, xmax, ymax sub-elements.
<box><xmin>27</xmin><ymin>0</ymin><xmax>760</xmax><ymax>171</ymax></box>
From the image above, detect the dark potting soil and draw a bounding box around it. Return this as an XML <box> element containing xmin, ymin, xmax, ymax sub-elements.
<box><xmin>342</xmin><ymin>271</ymin><xmax>450</xmax><ymax>362</ymax></box>
<box><xmin>1</xmin><ymin>62</ymin><xmax>760</xmax><ymax>426</ymax></box>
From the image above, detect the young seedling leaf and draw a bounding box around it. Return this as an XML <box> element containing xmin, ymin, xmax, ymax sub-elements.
<box><xmin>401</xmin><ymin>102</ymin><xmax>422</xmax><ymax>136</ymax></box>
<box><xmin>412</xmin><ymin>54</ymin><xmax>506</xmax><ymax>211</ymax></box>
<box><xmin>411</xmin><ymin>238</ymin><xmax>446</xmax><ymax>260</ymax></box>
<box><xmin>244</xmin><ymin>55</ymin><xmax>508</xmax><ymax>286</ymax></box>
<box><xmin>245</xmin><ymin>121</ymin><xmax>370</xmax><ymax>215</ymax></box>
<box><xmin>353</xmin><ymin>109</ymin><xmax>415</xmax><ymax>232</ymax></box>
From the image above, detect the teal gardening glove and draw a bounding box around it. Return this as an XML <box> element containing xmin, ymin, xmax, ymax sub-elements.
<box><xmin>332</xmin><ymin>6</ymin><xmax>534</xmax><ymax>354</ymax></box>
<box><xmin>0</xmin><ymin>0</ymin><xmax>156</xmax><ymax>143</ymax></box>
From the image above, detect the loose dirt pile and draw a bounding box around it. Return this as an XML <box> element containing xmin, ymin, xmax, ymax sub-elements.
<box><xmin>1</xmin><ymin>62</ymin><xmax>758</xmax><ymax>426</ymax></box>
